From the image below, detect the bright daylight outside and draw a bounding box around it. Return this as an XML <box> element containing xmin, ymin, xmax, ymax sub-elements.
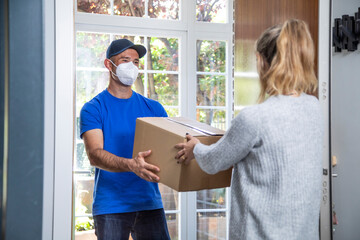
<box><xmin>73</xmin><ymin>0</ymin><xmax>250</xmax><ymax>240</ymax></box>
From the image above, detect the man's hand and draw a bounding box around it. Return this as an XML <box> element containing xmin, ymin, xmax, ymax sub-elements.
<box><xmin>128</xmin><ymin>150</ymin><xmax>160</xmax><ymax>182</ymax></box>
<box><xmin>174</xmin><ymin>134</ymin><xmax>200</xmax><ymax>165</ymax></box>
<box><xmin>83</xmin><ymin>130</ymin><xmax>160</xmax><ymax>180</ymax></box>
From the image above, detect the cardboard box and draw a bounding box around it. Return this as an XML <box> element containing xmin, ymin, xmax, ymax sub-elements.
<box><xmin>132</xmin><ymin>117</ymin><xmax>232</xmax><ymax>192</ymax></box>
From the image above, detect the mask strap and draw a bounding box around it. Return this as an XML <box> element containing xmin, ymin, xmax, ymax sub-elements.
<box><xmin>108</xmin><ymin>59</ymin><xmax>118</xmax><ymax>79</ymax></box>
<box><xmin>108</xmin><ymin>59</ymin><xmax>117</xmax><ymax>67</ymax></box>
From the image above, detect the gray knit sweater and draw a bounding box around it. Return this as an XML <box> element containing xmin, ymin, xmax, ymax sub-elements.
<box><xmin>194</xmin><ymin>94</ymin><xmax>323</xmax><ymax>240</ymax></box>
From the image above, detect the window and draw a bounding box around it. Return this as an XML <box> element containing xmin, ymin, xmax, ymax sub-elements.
<box><xmin>196</xmin><ymin>0</ymin><xmax>227</xmax><ymax>23</ymax></box>
<box><xmin>195</xmin><ymin>39</ymin><xmax>227</xmax><ymax>239</ymax></box>
<box><xmin>196</xmin><ymin>40</ymin><xmax>226</xmax><ymax>129</ymax></box>
<box><xmin>77</xmin><ymin>0</ymin><xmax>180</xmax><ymax>19</ymax></box>
<box><xmin>74</xmin><ymin>32</ymin><xmax>181</xmax><ymax>239</ymax></box>
<box><xmin>73</xmin><ymin>0</ymin><xmax>233</xmax><ymax>239</ymax></box>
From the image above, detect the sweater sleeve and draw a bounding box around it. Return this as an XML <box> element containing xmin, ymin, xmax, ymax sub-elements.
<box><xmin>193</xmin><ymin>108</ymin><xmax>259</xmax><ymax>174</ymax></box>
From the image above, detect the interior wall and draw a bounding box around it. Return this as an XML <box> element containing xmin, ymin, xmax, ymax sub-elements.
<box><xmin>331</xmin><ymin>0</ymin><xmax>360</xmax><ymax>239</ymax></box>
<box><xmin>235</xmin><ymin>0</ymin><xmax>319</xmax><ymax>74</ymax></box>
<box><xmin>1</xmin><ymin>0</ymin><xmax>45</xmax><ymax>239</ymax></box>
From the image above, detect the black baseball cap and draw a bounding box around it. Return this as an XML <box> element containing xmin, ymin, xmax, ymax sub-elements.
<box><xmin>106</xmin><ymin>39</ymin><xmax>147</xmax><ymax>59</ymax></box>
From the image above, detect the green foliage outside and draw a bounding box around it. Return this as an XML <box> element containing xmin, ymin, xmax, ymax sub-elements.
<box><xmin>75</xmin><ymin>196</ymin><xmax>94</xmax><ymax>231</ymax></box>
<box><xmin>197</xmin><ymin>75</ymin><xmax>225</xmax><ymax>106</ymax></box>
<box><xmin>76</xmin><ymin>33</ymin><xmax>109</xmax><ymax>68</ymax></box>
<box><xmin>75</xmin><ymin>217</ymin><xmax>94</xmax><ymax>232</ymax></box>
<box><xmin>197</xmin><ymin>40</ymin><xmax>226</xmax><ymax>73</ymax></box>
<box><xmin>150</xmin><ymin>37</ymin><xmax>178</xmax><ymax>71</ymax></box>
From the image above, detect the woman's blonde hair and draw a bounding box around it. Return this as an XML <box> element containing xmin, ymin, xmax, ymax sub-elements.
<box><xmin>256</xmin><ymin>19</ymin><xmax>318</xmax><ymax>102</ymax></box>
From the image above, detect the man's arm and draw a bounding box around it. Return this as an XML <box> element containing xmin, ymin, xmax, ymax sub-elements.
<box><xmin>82</xmin><ymin>129</ymin><xmax>160</xmax><ymax>182</ymax></box>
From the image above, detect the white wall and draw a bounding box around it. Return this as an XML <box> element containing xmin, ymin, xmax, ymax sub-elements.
<box><xmin>331</xmin><ymin>0</ymin><xmax>360</xmax><ymax>239</ymax></box>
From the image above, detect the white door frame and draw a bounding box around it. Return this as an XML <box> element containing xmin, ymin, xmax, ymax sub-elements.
<box><xmin>42</xmin><ymin>0</ymin><xmax>74</xmax><ymax>239</ymax></box>
<box><xmin>318</xmin><ymin>0</ymin><xmax>332</xmax><ymax>239</ymax></box>
<box><xmin>43</xmin><ymin>0</ymin><xmax>234</xmax><ymax>239</ymax></box>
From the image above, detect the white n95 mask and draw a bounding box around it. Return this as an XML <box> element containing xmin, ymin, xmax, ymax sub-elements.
<box><xmin>109</xmin><ymin>60</ymin><xmax>139</xmax><ymax>86</ymax></box>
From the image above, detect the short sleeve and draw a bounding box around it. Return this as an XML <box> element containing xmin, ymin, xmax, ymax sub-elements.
<box><xmin>153</xmin><ymin>101</ymin><xmax>168</xmax><ymax>117</ymax></box>
<box><xmin>158</xmin><ymin>103</ymin><xmax>168</xmax><ymax>117</ymax></box>
<box><xmin>80</xmin><ymin>101</ymin><xmax>102</xmax><ymax>139</ymax></box>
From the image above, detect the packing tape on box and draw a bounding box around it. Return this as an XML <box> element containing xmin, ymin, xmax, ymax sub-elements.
<box><xmin>166</xmin><ymin>118</ymin><xmax>223</xmax><ymax>136</ymax></box>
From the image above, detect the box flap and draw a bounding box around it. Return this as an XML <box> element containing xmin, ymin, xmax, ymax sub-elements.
<box><xmin>138</xmin><ymin>117</ymin><xmax>225</xmax><ymax>138</ymax></box>
<box><xmin>167</xmin><ymin>117</ymin><xmax>225</xmax><ymax>136</ymax></box>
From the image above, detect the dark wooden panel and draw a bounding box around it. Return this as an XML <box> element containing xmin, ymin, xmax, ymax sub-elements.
<box><xmin>235</xmin><ymin>0</ymin><xmax>319</xmax><ymax>74</ymax></box>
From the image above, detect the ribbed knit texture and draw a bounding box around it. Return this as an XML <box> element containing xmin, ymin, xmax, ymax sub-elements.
<box><xmin>194</xmin><ymin>94</ymin><xmax>324</xmax><ymax>240</ymax></box>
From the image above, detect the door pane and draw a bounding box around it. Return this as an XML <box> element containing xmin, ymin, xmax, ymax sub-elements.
<box><xmin>197</xmin><ymin>40</ymin><xmax>226</xmax><ymax>73</ymax></box>
<box><xmin>114</xmin><ymin>0</ymin><xmax>145</xmax><ymax>17</ymax></box>
<box><xmin>77</xmin><ymin>0</ymin><xmax>180</xmax><ymax>20</ymax></box>
<box><xmin>196</xmin><ymin>108</ymin><xmax>227</xmax><ymax>239</ymax></box>
<box><xmin>77</xmin><ymin>0</ymin><xmax>111</xmax><ymax>14</ymax></box>
<box><xmin>149</xmin><ymin>73</ymin><xmax>178</xmax><ymax>105</ymax></box>
<box><xmin>76</xmin><ymin>32</ymin><xmax>110</xmax><ymax>68</ymax></box>
<box><xmin>149</xmin><ymin>0</ymin><xmax>179</xmax><ymax>20</ymax></box>
<box><xmin>74</xmin><ymin>172</ymin><xmax>94</xmax><ymax>235</ymax></box>
<box><xmin>197</xmin><ymin>75</ymin><xmax>225</xmax><ymax>107</ymax></box>
<box><xmin>160</xmin><ymin>184</ymin><xmax>179</xmax><ymax>240</ymax></box>
<box><xmin>148</xmin><ymin>37</ymin><xmax>179</xmax><ymax>71</ymax></box>
<box><xmin>196</xmin><ymin>0</ymin><xmax>227</xmax><ymax>23</ymax></box>
<box><xmin>196</xmin><ymin>109</ymin><xmax>226</xmax><ymax>130</ymax></box>
<box><xmin>132</xmin><ymin>73</ymin><xmax>145</xmax><ymax>95</ymax></box>
<box><xmin>195</xmin><ymin>109</ymin><xmax>227</xmax><ymax>239</ymax></box>
<box><xmin>146</xmin><ymin>36</ymin><xmax>179</xmax><ymax>107</ymax></box>
<box><xmin>166</xmin><ymin>213</ymin><xmax>179</xmax><ymax>240</ymax></box>
<box><xmin>197</xmin><ymin>211</ymin><xmax>226</xmax><ymax>240</ymax></box>
<box><xmin>197</xmin><ymin>188</ymin><xmax>226</xmax><ymax>209</ymax></box>
<box><xmin>76</xmin><ymin>70</ymin><xmax>109</xmax><ymax>109</ymax></box>
<box><xmin>195</xmin><ymin>37</ymin><xmax>227</xmax><ymax>239</ymax></box>
<box><xmin>74</xmin><ymin>217</ymin><xmax>95</xmax><ymax>239</ymax></box>
<box><xmin>164</xmin><ymin>107</ymin><xmax>179</xmax><ymax>117</ymax></box>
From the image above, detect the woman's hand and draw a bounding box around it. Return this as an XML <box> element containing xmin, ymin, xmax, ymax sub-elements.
<box><xmin>174</xmin><ymin>134</ymin><xmax>200</xmax><ymax>165</ymax></box>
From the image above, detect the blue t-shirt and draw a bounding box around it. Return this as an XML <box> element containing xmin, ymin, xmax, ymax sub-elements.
<box><xmin>80</xmin><ymin>89</ymin><xmax>168</xmax><ymax>216</ymax></box>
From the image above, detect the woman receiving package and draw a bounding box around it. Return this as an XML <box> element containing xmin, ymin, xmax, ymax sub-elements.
<box><xmin>175</xmin><ymin>19</ymin><xmax>324</xmax><ymax>240</ymax></box>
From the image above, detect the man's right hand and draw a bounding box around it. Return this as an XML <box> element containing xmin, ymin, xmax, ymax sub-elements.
<box><xmin>128</xmin><ymin>150</ymin><xmax>160</xmax><ymax>182</ymax></box>
<box><xmin>83</xmin><ymin>130</ymin><xmax>161</xmax><ymax>181</ymax></box>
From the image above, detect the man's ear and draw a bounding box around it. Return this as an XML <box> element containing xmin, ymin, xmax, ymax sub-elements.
<box><xmin>104</xmin><ymin>59</ymin><xmax>113</xmax><ymax>72</ymax></box>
